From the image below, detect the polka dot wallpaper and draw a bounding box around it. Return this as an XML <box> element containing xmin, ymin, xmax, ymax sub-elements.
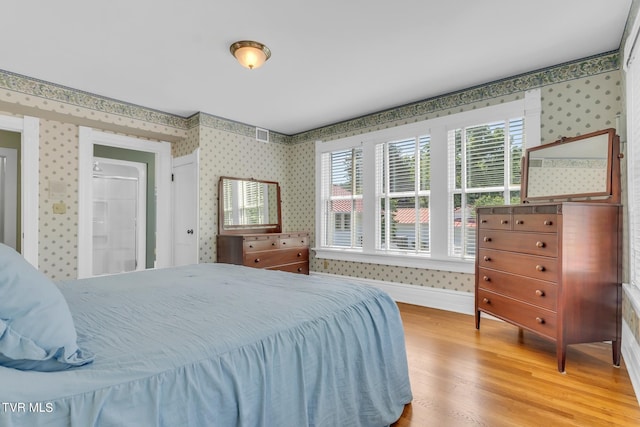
<box><xmin>38</xmin><ymin>120</ymin><xmax>79</xmax><ymax>278</ymax></box>
<box><xmin>0</xmin><ymin>51</ymin><xmax>637</xmax><ymax>345</ymax></box>
<box><xmin>288</xmin><ymin>70</ymin><xmax>623</xmax><ymax>295</ymax></box>
<box><xmin>196</xmin><ymin>124</ymin><xmax>288</xmax><ymax>263</ymax></box>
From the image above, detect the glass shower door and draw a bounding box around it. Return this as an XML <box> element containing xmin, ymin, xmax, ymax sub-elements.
<box><xmin>92</xmin><ymin>158</ymin><xmax>146</xmax><ymax>276</ymax></box>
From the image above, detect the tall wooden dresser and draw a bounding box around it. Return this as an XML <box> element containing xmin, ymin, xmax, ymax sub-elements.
<box><xmin>475</xmin><ymin>128</ymin><xmax>622</xmax><ymax>372</ymax></box>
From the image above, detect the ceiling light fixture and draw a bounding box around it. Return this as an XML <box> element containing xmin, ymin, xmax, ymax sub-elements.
<box><xmin>229</xmin><ymin>40</ymin><xmax>271</xmax><ymax>70</ymax></box>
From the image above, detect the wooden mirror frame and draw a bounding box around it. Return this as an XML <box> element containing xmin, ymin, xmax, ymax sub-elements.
<box><xmin>521</xmin><ymin>128</ymin><xmax>621</xmax><ymax>204</ymax></box>
<box><xmin>218</xmin><ymin>176</ymin><xmax>282</xmax><ymax>235</ymax></box>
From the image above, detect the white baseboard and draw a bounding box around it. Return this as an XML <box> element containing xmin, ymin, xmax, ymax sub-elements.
<box><xmin>623</xmin><ymin>320</ymin><xmax>640</xmax><ymax>405</ymax></box>
<box><xmin>311</xmin><ymin>272</ymin><xmax>475</xmax><ymax>315</ymax></box>
<box><xmin>312</xmin><ymin>272</ymin><xmax>640</xmax><ymax>405</ymax></box>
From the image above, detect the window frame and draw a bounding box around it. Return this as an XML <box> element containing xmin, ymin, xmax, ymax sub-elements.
<box><xmin>376</xmin><ymin>136</ymin><xmax>431</xmax><ymax>253</ymax></box>
<box><xmin>624</xmin><ymin>11</ymin><xmax>640</xmax><ymax>308</ymax></box>
<box><xmin>314</xmin><ymin>90</ymin><xmax>541</xmax><ymax>274</ymax></box>
<box><xmin>447</xmin><ymin>117</ymin><xmax>525</xmax><ymax>258</ymax></box>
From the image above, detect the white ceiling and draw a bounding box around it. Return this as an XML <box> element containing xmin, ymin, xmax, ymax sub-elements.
<box><xmin>0</xmin><ymin>0</ymin><xmax>633</xmax><ymax>135</ymax></box>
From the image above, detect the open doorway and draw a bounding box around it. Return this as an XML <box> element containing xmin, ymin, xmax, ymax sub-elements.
<box><xmin>0</xmin><ymin>133</ymin><xmax>19</xmax><ymax>251</ymax></box>
<box><xmin>0</xmin><ymin>116</ymin><xmax>38</xmax><ymax>267</ymax></box>
<box><xmin>78</xmin><ymin>127</ymin><xmax>171</xmax><ymax>279</ymax></box>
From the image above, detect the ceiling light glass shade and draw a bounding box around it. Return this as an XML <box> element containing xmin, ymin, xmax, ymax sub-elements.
<box><xmin>230</xmin><ymin>41</ymin><xmax>271</xmax><ymax>69</ymax></box>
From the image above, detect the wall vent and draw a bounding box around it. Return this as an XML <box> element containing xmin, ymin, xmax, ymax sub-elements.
<box><xmin>256</xmin><ymin>127</ymin><xmax>269</xmax><ymax>143</ymax></box>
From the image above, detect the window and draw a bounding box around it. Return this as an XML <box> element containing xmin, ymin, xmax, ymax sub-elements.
<box><xmin>315</xmin><ymin>91</ymin><xmax>540</xmax><ymax>273</ymax></box>
<box><xmin>624</xmin><ymin>14</ymin><xmax>640</xmax><ymax>302</ymax></box>
<box><xmin>223</xmin><ymin>180</ymin><xmax>269</xmax><ymax>226</ymax></box>
<box><xmin>449</xmin><ymin>118</ymin><xmax>524</xmax><ymax>257</ymax></box>
<box><xmin>321</xmin><ymin>148</ymin><xmax>363</xmax><ymax>248</ymax></box>
<box><xmin>376</xmin><ymin>136</ymin><xmax>431</xmax><ymax>253</ymax></box>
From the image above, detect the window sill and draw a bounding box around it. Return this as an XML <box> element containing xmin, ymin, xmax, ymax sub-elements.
<box><xmin>313</xmin><ymin>247</ymin><xmax>475</xmax><ymax>274</ymax></box>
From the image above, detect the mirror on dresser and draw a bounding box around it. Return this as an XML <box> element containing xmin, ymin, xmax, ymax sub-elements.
<box><xmin>475</xmin><ymin>128</ymin><xmax>622</xmax><ymax>372</ymax></box>
<box><xmin>218</xmin><ymin>176</ymin><xmax>282</xmax><ymax>234</ymax></box>
<box><xmin>522</xmin><ymin>128</ymin><xmax>620</xmax><ymax>203</ymax></box>
<box><xmin>216</xmin><ymin>176</ymin><xmax>310</xmax><ymax>274</ymax></box>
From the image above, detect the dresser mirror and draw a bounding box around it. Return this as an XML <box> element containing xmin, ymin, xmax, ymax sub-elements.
<box><xmin>522</xmin><ymin>128</ymin><xmax>620</xmax><ymax>203</ymax></box>
<box><xmin>218</xmin><ymin>176</ymin><xmax>282</xmax><ymax>234</ymax></box>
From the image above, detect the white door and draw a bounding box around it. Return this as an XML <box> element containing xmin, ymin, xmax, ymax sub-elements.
<box><xmin>172</xmin><ymin>150</ymin><xmax>199</xmax><ymax>266</ymax></box>
<box><xmin>0</xmin><ymin>147</ymin><xmax>18</xmax><ymax>249</ymax></box>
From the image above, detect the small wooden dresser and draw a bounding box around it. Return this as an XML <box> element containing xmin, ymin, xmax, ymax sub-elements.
<box><xmin>216</xmin><ymin>176</ymin><xmax>310</xmax><ymax>275</ymax></box>
<box><xmin>217</xmin><ymin>232</ymin><xmax>310</xmax><ymax>274</ymax></box>
<box><xmin>475</xmin><ymin>128</ymin><xmax>622</xmax><ymax>372</ymax></box>
<box><xmin>475</xmin><ymin>203</ymin><xmax>621</xmax><ymax>372</ymax></box>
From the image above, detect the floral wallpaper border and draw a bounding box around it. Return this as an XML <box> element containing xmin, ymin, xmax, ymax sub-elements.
<box><xmin>0</xmin><ymin>51</ymin><xmax>620</xmax><ymax>142</ymax></box>
<box><xmin>0</xmin><ymin>69</ymin><xmax>187</xmax><ymax>130</ymax></box>
<box><xmin>289</xmin><ymin>51</ymin><xmax>620</xmax><ymax>144</ymax></box>
<box><xmin>187</xmin><ymin>112</ymin><xmax>289</xmax><ymax>144</ymax></box>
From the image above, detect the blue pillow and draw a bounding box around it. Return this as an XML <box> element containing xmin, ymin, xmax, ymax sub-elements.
<box><xmin>0</xmin><ymin>243</ymin><xmax>94</xmax><ymax>371</ymax></box>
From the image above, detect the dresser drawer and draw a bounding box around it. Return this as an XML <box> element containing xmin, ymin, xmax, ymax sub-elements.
<box><xmin>478</xmin><ymin>214</ymin><xmax>512</xmax><ymax>230</ymax></box>
<box><xmin>267</xmin><ymin>261</ymin><xmax>309</xmax><ymax>274</ymax></box>
<box><xmin>477</xmin><ymin>268</ymin><xmax>557</xmax><ymax>311</ymax></box>
<box><xmin>244</xmin><ymin>248</ymin><xmax>309</xmax><ymax>268</ymax></box>
<box><xmin>477</xmin><ymin>289</ymin><xmax>557</xmax><ymax>340</ymax></box>
<box><xmin>513</xmin><ymin>213</ymin><xmax>558</xmax><ymax>233</ymax></box>
<box><xmin>478</xmin><ymin>249</ymin><xmax>558</xmax><ymax>282</ymax></box>
<box><xmin>279</xmin><ymin>234</ymin><xmax>309</xmax><ymax>248</ymax></box>
<box><xmin>243</xmin><ymin>235</ymin><xmax>279</xmax><ymax>252</ymax></box>
<box><xmin>478</xmin><ymin>230</ymin><xmax>558</xmax><ymax>257</ymax></box>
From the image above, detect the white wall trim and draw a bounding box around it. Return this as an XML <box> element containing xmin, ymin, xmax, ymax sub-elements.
<box><xmin>313</xmin><ymin>248</ymin><xmax>475</xmax><ymax>274</ymax></box>
<box><xmin>311</xmin><ymin>271</ymin><xmax>475</xmax><ymax>314</ymax></box>
<box><xmin>314</xmin><ymin>91</ymin><xmax>541</xmax><ymax>272</ymax></box>
<box><xmin>622</xmin><ymin>320</ymin><xmax>640</xmax><ymax>405</ymax></box>
<box><xmin>0</xmin><ymin>115</ymin><xmax>39</xmax><ymax>268</ymax></box>
<box><xmin>78</xmin><ymin>127</ymin><xmax>172</xmax><ymax>278</ymax></box>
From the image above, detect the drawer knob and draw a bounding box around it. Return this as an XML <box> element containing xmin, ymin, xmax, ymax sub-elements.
<box><xmin>481</xmin><ymin>219</ymin><xmax>487</xmax><ymax>223</ymax></box>
<box><xmin>281</xmin><ymin>241</ymin><xmax>286</xmax><ymax>245</ymax></box>
<box><xmin>483</xmin><ymin>276</ymin><xmax>490</xmax><ymax>282</ymax></box>
<box><xmin>501</xmin><ymin>219</ymin><xmax>508</xmax><ymax>224</ymax></box>
<box><xmin>535</xmin><ymin>241</ymin><xmax>545</xmax><ymax>248</ymax></box>
<box><xmin>249</xmin><ymin>244</ymin><xmax>254</xmax><ymax>248</ymax></box>
<box><xmin>297</xmin><ymin>267</ymin><xmax>303</xmax><ymax>272</ymax></box>
<box><xmin>535</xmin><ymin>289</ymin><xmax>545</xmax><ymax>297</ymax></box>
<box><xmin>535</xmin><ymin>265</ymin><xmax>545</xmax><ymax>272</ymax></box>
<box><xmin>297</xmin><ymin>252</ymin><xmax>302</xmax><ymax>257</ymax></box>
<box><xmin>515</xmin><ymin>220</ymin><xmax>523</xmax><ymax>225</ymax></box>
<box><xmin>544</xmin><ymin>220</ymin><xmax>553</xmax><ymax>226</ymax></box>
<box><xmin>483</xmin><ymin>256</ymin><xmax>491</xmax><ymax>262</ymax></box>
<box><xmin>535</xmin><ymin>317</ymin><xmax>545</xmax><ymax>324</ymax></box>
<box><xmin>482</xmin><ymin>298</ymin><xmax>490</xmax><ymax>304</ymax></box>
<box><xmin>254</xmin><ymin>258</ymin><xmax>261</xmax><ymax>263</ymax></box>
<box><xmin>483</xmin><ymin>237</ymin><xmax>492</xmax><ymax>242</ymax></box>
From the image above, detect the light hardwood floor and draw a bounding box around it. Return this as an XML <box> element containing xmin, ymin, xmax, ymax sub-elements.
<box><xmin>392</xmin><ymin>303</ymin><xmax>640</xmax><ymax>427</ymax></box>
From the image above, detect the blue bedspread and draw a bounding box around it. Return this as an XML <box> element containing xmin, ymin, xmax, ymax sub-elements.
<box><xmin>0</xmin><ymin>264</ymin><xmax>412</xmax><ymax>426</ymax></box>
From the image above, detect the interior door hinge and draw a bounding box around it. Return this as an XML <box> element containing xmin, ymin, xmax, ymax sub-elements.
<box><xmin>171</xmin><ymin>173</ymin><xmax>174</xmax><ymax>182</ymax></box>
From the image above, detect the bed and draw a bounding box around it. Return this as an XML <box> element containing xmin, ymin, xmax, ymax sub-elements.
<box><xmin>0</xmin><ymin>252</ymin><xmax>412</xmax><ymax>426</ymax></box>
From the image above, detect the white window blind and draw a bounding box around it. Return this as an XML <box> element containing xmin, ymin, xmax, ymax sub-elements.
<box><xmin>321</xmin><ymin>148</ymin><xmax>363</xmax><ymax>248</ymax></box>
<box><xmin>376</xmin><ymin>136</ymin><xmax>431</xmax><ymax>253</ymax></box>
<box><xmin>448</xmin><ymin>118</ymin><xmax>524</xmax><ymax>257</ymax></box>
<box><xmin>627</xmin><ymin>43</ymin><xmax>640</xmax><ymax>289</ymax></box>
<box><xmin>223</xmin><ymin>180</ymin><xmax>267</xmax><ymax>226</ymax></box>
<box><xmin>314</xmin><ymin>90</ymin><xmax>539</xmax><ymax>272</ymax></box>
